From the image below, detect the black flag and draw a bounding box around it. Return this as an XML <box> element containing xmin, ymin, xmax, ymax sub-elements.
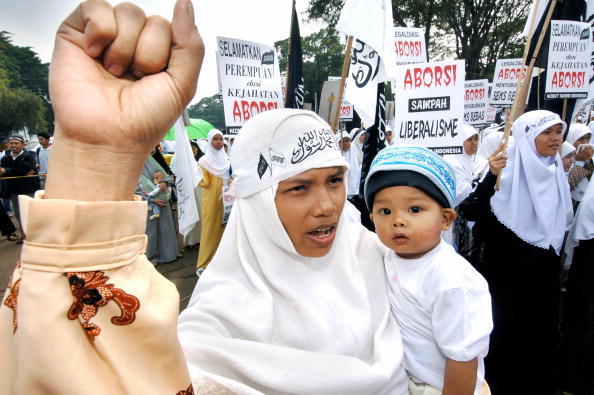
<box><xmin>285</xmin><ymin>1</ymin><xmax>304</xmax><ymax>109</ymax></box>
<box><xmin>354</xmin><ymin>82</ymin><xmax>386</xmax><ymax>232</ymax></box>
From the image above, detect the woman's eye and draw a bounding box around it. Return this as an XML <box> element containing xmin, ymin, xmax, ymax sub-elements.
<box><xmin>379</xmin><ymin>208</ymin><xmax>391</xmax><ymax>215</ymax></box>
<box><xmin>409</xmin><ymin>206</ymin><xmax>422</xmax><ymax>214</ymax></box>
<box><xmin>287</xmin><ymin>185</ymin><xmax>305</xmax><ymax>192</ymax></box>
<box><xmin>329</xmin><ymin>176</ymin><xmax>344</xmax><ymax>185</ymax></box>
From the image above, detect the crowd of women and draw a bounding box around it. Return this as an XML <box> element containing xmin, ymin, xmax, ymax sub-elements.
<box><xmin>1</xmin><ymin>0</ymin><xmax>593</xmax><ymax>394</ymax></box>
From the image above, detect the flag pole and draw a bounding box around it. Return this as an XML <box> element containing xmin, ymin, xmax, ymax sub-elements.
<box><xmin>332</xmin><ymin>36</ymin><xmax>354</xmax><ymax>134</ymax></box>
<box><xmin>496</xmin><ymin>0</ymin><xmax>557</xmax><ymax>190</ymax></box>
<box><xmin>284</xmin><ymin>0</ymin><xmax>296</xmax><ymax>107</ymax></box>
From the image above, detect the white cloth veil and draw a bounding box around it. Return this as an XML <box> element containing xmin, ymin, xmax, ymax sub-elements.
<box><xmin>178</xmin><ymin>110</ymin><xmax>407</xmax><ymax>394</ymax></box>
<box><xmin>198</xmin><ymin>129</ymin><xmax>231</xmax><ymax>179</ymax></box>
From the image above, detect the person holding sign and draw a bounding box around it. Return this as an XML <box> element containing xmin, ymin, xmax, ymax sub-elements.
<box><xmin>459</xmin><ymin>110</ymin><xmax>573</xmax><ymax>394</ymax></box>
<box><xmin>445</xmin><ymin>125</ymin><xmax>487</xmax><ymax>257</ymax></box>
<box><xmin>566</xmin><ymin>123</ymin><xmax>593</xmax><ymax>207</ymax></box>
<box><xmin>196</xmin><ymin>129</ymin><xmax>230</xmax><ymax>276</ymax></box>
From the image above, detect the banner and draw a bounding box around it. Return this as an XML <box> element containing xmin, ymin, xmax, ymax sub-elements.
<box><xmin>545</xmin><ymin>20</ymin><xmax>590</xmax><ymax>99</ymax></box>
<box><xmin>394</xmin><ymin>27</ymin><xmax>427</xmax><ymax>65</ymax></box>
<box><xmin>216</xmin><ymin>36</ymin><xmax>284</xmax><ymax>133</ymax></box>
<box><xmin>173</xmin><ymin>117</ymin><xmax>201</xmax><ymax>237</ymax></box>
<box><xmin>393</xmin><ymin>60</ymin><xmax>466</xmax><ymax>154</ymax></box>
<box><xmin>464</xmin><ymin>79</ymin><xmax>489</xmax><ymax>126</ymax></box>
<box><xmin>490</xmin><ymin>58</ymin><xmax>527</xmax><ymax>108</ymax></box>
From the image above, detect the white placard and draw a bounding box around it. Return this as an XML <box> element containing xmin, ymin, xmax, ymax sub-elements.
<box><xmin>216</xmin><ymin>36</ymin><xmax>284</xmax><ymax>133</ymax></box>
<box><xmin>545</xmin><ymin>20</ymin><xmax>591</xmax><ymax>99</ymax></box>
<box><xmin>464</xmin><ymin>79</ymin><xmax>489</xmax><ymax>126</ymax></box>
<box><xmin>340</xmin><ymin>100</ymin><xmax>354</xmax><ymax>120</ymax></box>
<box><xmin>490</xmin><ymin>58</ymin><xmax>527</xmax><ymax>108</ymax></box>
<box><xmin>394</xmin><ymin>27</ymin><xmax>428</xmax><ymax>65</ymax></box>
<box><xmin>393</xmin><ymin>60</ymin><xmax>466</xmax><ymax>154</ymax></box>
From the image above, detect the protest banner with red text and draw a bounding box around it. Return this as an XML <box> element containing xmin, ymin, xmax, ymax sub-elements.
<box><xmin>393</xmin><ymin>60</ymin><xmax>466</xmax><ymax>154</ymax></box>
<box><xmin>216</xmin><ymin>36</ymin><xmax>283</xmax><ymax>134</ymax></box>
<box><xmin>490</xmin><ymin>58</ymin><xmax>527</xmax><ymax>108</ymax></box>
<box><xmin>464</xmin><ymin>79</ymin><xmax>489</xmax><ymax>126</ymax></box>
<box><xmin>394</xmin><ymin>27</ymin><xmax>427</xmax><ymax>65</ymax></box>
<box><xmin>545</xmin><ymin>20</ymin><xmax>590</xmax><ymax>99</ymax></box>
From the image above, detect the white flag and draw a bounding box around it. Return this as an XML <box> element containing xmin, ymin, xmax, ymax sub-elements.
<box><xmin>522</xmin><ymin>0</ymin><xmax>551</xmax><ymax>37</ymax></box>
<box><xmin>337</xmin><ymin>0</ymin><xmax>397</xmax><ymax>126</ymax></box>
<box><xmin>337</xmin><ymin>0</ymin><xmax>397</xmax><ymax>79</ymax></box>
<box><xmin>174</xmin><ymin>117</ymin><xmax>201</xmax><ymax>237</ymax></box>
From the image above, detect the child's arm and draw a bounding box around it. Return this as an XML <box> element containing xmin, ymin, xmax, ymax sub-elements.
<box><xmin>443</xmin><ymin>357</ymin><xmax>477</xmax><ymax>395</ymax></box>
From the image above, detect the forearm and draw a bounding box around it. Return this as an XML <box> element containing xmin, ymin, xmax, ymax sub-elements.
<box><xmin>44</xmin><ymin>136</ymin><xmax>149</xmax><ymax>201</ymax></box>
<box><xmin>442</xmin><ymin>357</ymin><xmax>477</xmax><ymax>395</ymax></box>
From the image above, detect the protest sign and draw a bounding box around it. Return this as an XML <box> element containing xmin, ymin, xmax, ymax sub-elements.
<box><xmin>340</xmin><ymin>100</ymin><xmax>354</xmax><ymax>120</ymax></box>
<box><xmin>394</xmin><ymin>27</ymin><xmax>427</xmax><ymax>65</ymax></box>
<box><xmin>490</xmin><ymin>58</ymin><xmax>527</xmax><ymax>108</ymax></box>
<box><xmin>545</xmin><ymin>20</ymin><xmax>590</xmax><ymax>99</ymax></box>
<box><xmin>216</xmin><ymin>36</ymin><xmax>283</xmax><ymax>133</ymax></box>
<box><xmin>393</xmin><ymin>60</ymin><xmax>466</xmax><ymax>154</ymax></box>
<box><xmin>464</xmin><ymin>79</ymin><xmax>489</xmax><ymax>126</ymax></box>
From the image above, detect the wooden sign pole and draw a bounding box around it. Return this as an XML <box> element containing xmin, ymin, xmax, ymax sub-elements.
<box><xmin>332</xmin><ymin>36</ymin><xmax>354</xmax><ymax>137</ymax></box>
<box><xmin>495</xmin><ymin>0</ymin><xmax>557</xmax><ymax>190</ymax></box>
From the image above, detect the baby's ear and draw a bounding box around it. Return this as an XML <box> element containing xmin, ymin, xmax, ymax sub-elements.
<box><xmin>441</xmin><ymin>208</ymin><xmax>457</xmax><ymax>231</ymax></box>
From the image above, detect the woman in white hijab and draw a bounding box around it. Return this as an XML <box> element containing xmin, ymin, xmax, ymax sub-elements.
<box><xmin>444</xmin><ymin>124</ymin><xmax>487</xmax><ymax>255</ymax></box>
<box><xmin>566</xmin><ymin>123</ymin><xmax>593</xmax><ymax>205</ymax></box>
<box><xmin>560</xmin><ymin>174</ymin><xmax>594</xmax><ymax>392</ymax></box>
<box><xmin>178</xmin><ymin>109</ymin><xmax>408</xmax><ymax>394</ymax></box>
<box><xmin>350</xmin><ymin>127</ymin><xmax>366</xmax><ymax>164</ymax></box>
<box><xmin>458</xmin><ymin>110</ymin><xmax>573</xmax><ymax>394</ymax></box>
<box><xmin>196</xmin><ymin>129</ymin><xmax>230</xmax><ymax>274</ymax></box>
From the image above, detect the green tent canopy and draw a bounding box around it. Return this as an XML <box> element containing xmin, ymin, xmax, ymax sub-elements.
<box><xmin>162</xmin><ymin>118</ymin><xmax>215</xmax><ymax>141</ymax></box>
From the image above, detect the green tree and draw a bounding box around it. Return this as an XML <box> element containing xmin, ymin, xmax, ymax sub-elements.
<box><xmin>275</xmin><ymin>27</ymin><xmax>345</xmax><ymax>110</ymax></box>
<box><xmin>305</xmin><ymin>0</ymin><xmax>529</xmax><ymax>80</ymax></box>
<box><xmin>188</xmin><ymin>94</ymin><xmax>226</xmax><ymax>130</ymax></box>
<box><xmin>0</xmin><ymin>31</ymin><xmax>52</xmax><ymax>137</ymax></box>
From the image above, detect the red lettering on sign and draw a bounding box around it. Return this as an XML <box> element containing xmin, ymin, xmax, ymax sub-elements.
<box><xmin>497</xmin><ymin>67</ymin><xmax>526</xmax><ymax>80</ymax></box>
<box><xmin>551</xmin><ymin>71</ymin><xmax>585</xmax><ymax>89</ymax></box>
<box><xmin>465</xmin><ymin>88</ymin><xmax>485</xmax><ymax>101</ymax></box>
<box><xmin>403</xmin><ymin>64</ymin><xmax>458</xmax><ymax>90</ymax></box>
<box><xmin>232</xmin><ymin>100</ymin><xmax>279</xmax><ymax>123</ymax></box>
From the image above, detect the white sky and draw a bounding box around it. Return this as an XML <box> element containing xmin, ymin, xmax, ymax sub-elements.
<box><xmin>0</xmin><ymin>0</ymin><xmax>322</xmax><ymax>104</ymax></box>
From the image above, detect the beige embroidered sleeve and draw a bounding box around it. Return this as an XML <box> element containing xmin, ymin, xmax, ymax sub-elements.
<box><xmin>0</xmin><ymin>193</ymin><xmax>227</xmax><ymax>395</ymax></box>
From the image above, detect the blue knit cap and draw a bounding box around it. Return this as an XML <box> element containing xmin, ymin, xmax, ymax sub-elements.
<box><xmin>364</xmin><ymin>146</ymin><xmax>456</xmax><ymax>210</ymax></box>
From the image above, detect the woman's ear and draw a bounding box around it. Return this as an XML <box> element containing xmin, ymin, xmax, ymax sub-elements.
<box><xmin>441</xmin><ymin>208</ymin><xmax>457</xmax><ymax>231</ymax></box>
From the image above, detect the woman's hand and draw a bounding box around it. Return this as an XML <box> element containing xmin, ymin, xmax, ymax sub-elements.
<box><xmin>153</xmin><ymin>199</ymin><xmax>167</xmax><ymax>207</ymax></box>
<box><xmin>45</xmin><ymin>0</ymin><xmax>204</xmax><ymax>201</ymax></box>
<box><xmin>488</xmin><ymin>142</ymin><xmax>508</xmax><ymax>176</ymax></box>
<box><xmin>575</xmin><ymin>144</ymin><xmax>593</xmax><ymax>162</ymax></box>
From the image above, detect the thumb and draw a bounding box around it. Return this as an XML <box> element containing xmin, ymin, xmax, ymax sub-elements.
<box><xmin>167</xmin><ymin>0</ymin><xmax>205</xmax><ymax>106</ymax></box>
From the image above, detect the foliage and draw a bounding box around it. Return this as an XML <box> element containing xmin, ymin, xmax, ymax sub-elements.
<box><xmin>304</xmin><ymin>0</ymin><xmax>530</xmax><ymax>80</ymax></box>
<box><xmin>275</xmin><ymin>27</ymin><xmax>345</xmax><ymax>110</ymax></box>
<box><xmin>0</xmin><ymin>31</ymin><xmax>51</xmax><ymax>138</ymax></box>
<box><xmin>187</xmin><ymin>94</ymin><xmax>226</xmax><ymax>130</ymax></box>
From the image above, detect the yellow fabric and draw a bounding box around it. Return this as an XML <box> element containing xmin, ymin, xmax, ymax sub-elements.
<box><xmin>0</xmin><ymin>193</ymin><xmax>195</xmax><ymax>394</ymax></box>
<box><xmin>197</xmin><ymin>167</ymin><xmax>224</xmax><ymax>269</ymax></box>
<box><xmin>162</xmin><ymin>153</ymin><xmax>173</xmax><ymax>166</ymax></box>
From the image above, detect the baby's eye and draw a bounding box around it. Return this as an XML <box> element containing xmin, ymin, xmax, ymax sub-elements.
<box><xmin>379</xmin><ymin>208</ymin><xmax>391</xmax><ymax>215</ymax></box>
<box><xmin>409</xmin><ymin>206</ymin><xmax>422</xmax><ymax>214</ymax></box>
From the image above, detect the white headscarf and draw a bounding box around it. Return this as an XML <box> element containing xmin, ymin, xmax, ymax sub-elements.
<box><xmin>491</xmin><ymin>110</ymin><xmax>573</xmax><ymax>254</ymax></box>
<box><xmin>564</xmin><ymin>175</ymin><xmax>594</xmax><ymax>268</ymax></box>
<box><xmin>198</xmin><ymin>129</ymin><xmax>231</xmax><ymax>179</ymax></box>
<box><xmin>561</xmin><ymin>141</ymin><xmax>577</xmax><ymax>158</ymax></box>
<box><xmin>178</xmin><ymin>109</ymin><xmax>407</xmax><ymax>394</ymax></box>
<box><xmin>350</xmin><ymin>128</ymin><xmax>365</xmax><ymax>164</ymax></box>
<box><xmin>446</xmin><ymin>125</ymin><xmax>488</xmax><ymax>205</ymax></box>
<box><xmin>567</xmin><ymin>123</ymin><xmax>591</xmax><ymax>146</ymax></box>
